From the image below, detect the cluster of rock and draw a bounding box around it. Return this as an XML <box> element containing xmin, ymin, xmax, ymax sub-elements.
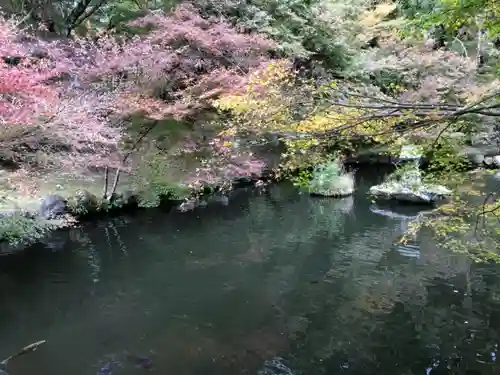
<box><xmin>307</xmin><ymin>145</ymin><xmax>454</xmax><ymax>205</ymax></box>
<box><xmin>464</xmin><ymin>147</ymin><xmax>500</xmax><ymax>168</ymax></box>
<box><xmin>369</xmin><ymin>177</ymin><xmax>451</xmax><ymax>204</ymax></box>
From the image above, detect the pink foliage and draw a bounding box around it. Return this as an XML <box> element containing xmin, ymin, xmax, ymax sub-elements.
<box><xmin>361</xmin><ymin>40</ymin><xmax>477</xmax><ymax>104</ymax></box>
<box><xmin>0</xmin><ymin>19</ymin><xmax>57</xmax><ymax>125</ymax></box>
<box><xmin>0</xmin><ymin>66</ymin><xmax>54</xmax><ymax>124</ymax></box>
<box><xmin>89</xmin><ymin>4</ymin><xmax>275</xmax><ymax>118</ymax></box>
<box><xmin>185</xmin><ymin>137</ymin><xmax>266</xmax><ymax>190</ymax></box>
<box><xmin>0</xmin><ymin>7</ymin><xmax>273</xmax><ymax>183</ymax></box>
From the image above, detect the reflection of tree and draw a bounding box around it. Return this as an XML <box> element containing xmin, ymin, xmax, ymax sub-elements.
<box><xmin>370</xmin><ymin>302</ymin><xmax>430</xmax><ymax>374</ymax></box>
<box><xmin>274</xmin><ymin>210</ymin><xmax>500</xmax><ymax>375</ymax></box>
<box><xmin>244</xmin><ymin>184</ymin><xmax>354</xmax><ymax>245</ymax></box>
<box><xmin>308</xmin><ymin>197</ymin><xmax>353</xmax><ymax>238</ymax></box>
<box><xmin>287</xmin><ymin>258</ymin><xmax>500</xmax><ymax>375</ymax></box>
<box><xmin>63</xmin><ymin>188</ymin><xmax>500</xmax><ymax>375</ymax></box>
<box><xmin>67</xmin><ymin>217</ymin><xmax>134</xmax><ymax>283</ymax></box>
<box><xmin>13</xmin><ymin>184</ymin><xmax>500</xmax><ymax>375</ymax></box>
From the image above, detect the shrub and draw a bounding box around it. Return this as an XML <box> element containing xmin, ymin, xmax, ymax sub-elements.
<box><xmin>192</xmin><ymin>0</ymin><xmax>369</xmax><ymax>71</ymax></box>
<box><xmin>0</xmin><ymin>214</ymin><xmax>56</xmax><ymax>246</ymax></box>
<box><xmin>309</xmin><ymin>158</ymin><xmax>355</xmax><ymax>197</ymax></box>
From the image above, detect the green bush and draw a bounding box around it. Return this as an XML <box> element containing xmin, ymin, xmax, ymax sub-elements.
<box><xmin>309</xmin><ymin>158</ymin><xmax>355</xmax><ymax>197</ymax></box>
<box><xmin>193</xmin><ymin>0</ymin><xmax>367</xmax><ymax>71</ymax></box>
<box><xmin>0</xmin><ymin>214</ymin><xmax>56</xmax><ymax>246</ymax></box>
<box><xmin>131</xmin><ymin>149</ymin><xmax>189</xmax><ymax>207</ymax></box>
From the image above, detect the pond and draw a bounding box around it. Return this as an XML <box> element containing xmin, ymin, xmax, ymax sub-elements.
<box><xmin>0</xmin><ymin>167</ymin><xmax>499</xmax><ymax>375</ymax></box>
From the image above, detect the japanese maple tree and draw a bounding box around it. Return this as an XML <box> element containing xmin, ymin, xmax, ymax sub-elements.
<box><xmin>87</xmin><ymin>3</ymin><xmax>276</xmax><ymax>120</ymax></box>
<box><xmin>0</xmin><ymin>18</ymin><xmax>56</xmax><ymax>125</ymax></box>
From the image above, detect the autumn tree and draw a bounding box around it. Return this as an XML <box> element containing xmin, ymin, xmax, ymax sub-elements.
<box><xmin>191</xmin><ymin>0</ymin><xmax>370</xmax><ymax>72</ymax></box>
<box><xmin>0</xmin><ymin>18</ymin><xmax>57</xmax><ymax>126</ymax></box>
<box><xmin>0</xmin><ymin>4</ymin><xmax>274</xmax><ymax>201</ymax></box>
<box><xmin>212</xmin><ymin>40</ymin><xmax>500</xmax><ymax>260</ymax></box>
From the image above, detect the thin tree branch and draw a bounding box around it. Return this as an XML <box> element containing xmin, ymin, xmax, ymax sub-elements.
<box><xmin>1</xmin><ymin>340</ymin><xmax>46</xmax><ymax>367</ymax></box>
<box><xmin>108</xmin><ymin>120</ymin><xmax>161</xmax><ymax>200</ymax></box>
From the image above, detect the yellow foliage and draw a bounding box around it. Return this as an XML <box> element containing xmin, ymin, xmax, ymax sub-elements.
<box><xmin>359</xmin><ymin>3</ymin><xmax>397</xmax><ymax>27</ymax></box>
<box><xmin>214</xmin><ymin>58</ymin><xmax>398</xmax><ymax>150</ymax></box>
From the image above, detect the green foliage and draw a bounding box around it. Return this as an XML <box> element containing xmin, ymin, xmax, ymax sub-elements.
<box><xmin>369</xmin><ymin>69</ymin><xmax>411</xmax><ymax>96</ymax></box>
<box><xmin>66</xmin><ymin>191</ymin><xmax>105</xmax><ymax>215</ymax></box>
<box><xmin>0</xmin><ymin>214</ymin><xmax>56</xmax><ymax>246</ymax></box>
<box><xmin>399</xmin><ymin>0</ymin><xmax>500</xmax><ymax>37</ymax></box>
<box><xmin>398</xmin><ymin>0</ymin><xmax>438</xmax><ymax>19</ymax></box>
<box><xmin>387</xmin><ymin>162</ymin><xmax>421</xmax><ymax>183</ymax></box>
<box><xmin>292</xmin><ymin>169</ymin><xmax>314</xmax><ymax>189</ymax></box>
<box><xmin>422</xmin><ymin>136</ymin><xmax>470</xmax><ymax>181</ymax></box>
<box><xmin>309</xmin><ymin>158</ymin><xmax>355</xmax><ymax>196</ymax></box>
<box><xmin>193</xmin><ymin>0</ymin><xmax>366</xmax><ymax>70</ymax></box>
<box><xmin>131</xmin><ymin>149</ymin><xmax>189</xmax><ymax>207</ymax></box>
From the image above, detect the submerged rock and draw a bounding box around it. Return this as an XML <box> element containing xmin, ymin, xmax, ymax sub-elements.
<box><xmin>396</xmin><ymin>242</ymin><xmax>421</xmax><ymax>258</ymax></box>
<box><xmin>369</xmin><ymin>205</ymin><xmax>434</xmax><ymax>220</ymax></box>
<box><xmin>178</xmin><ymin>199</ymin><xmax>198</xmax><ymax>212</ymax></box>
<box><xmin>210</xmin><ymin>194</ymin><xmax>229</xmax><ymax>206</ymax></box>
<box><xmin>39</xmin><ymin>195</ymin><xmax>66</xmax><ymax>219</ymax></box>
<box><xmin>257</xmin><ymin>357</ymin><xmax>294</xmax><ymax>375</ymax></box>
<box><xmin>125</xmin><ymin>353</ymin><xmax>153</xmax><ymax>370</ymax></box>
<box><xmin>98</xmin><ymin>362</ymin><xmax>114</xmax><ymax>375</ymax></box>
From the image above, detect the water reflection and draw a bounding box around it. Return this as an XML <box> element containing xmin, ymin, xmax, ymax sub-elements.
<box><xmin>0</xmin><ymin>179</ymin><xmax>498</xmax><ymax>375</ymax></box>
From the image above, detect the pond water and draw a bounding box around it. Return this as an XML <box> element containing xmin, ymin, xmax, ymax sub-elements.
<box><xmin>0</xmin><ymin>168</ymin><xmax>500</xmax><ymax>375</ymax></box>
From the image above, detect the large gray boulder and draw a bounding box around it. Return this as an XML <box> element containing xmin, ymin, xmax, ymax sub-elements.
<box><xmin>369</xmin><ymin>166</ymin><xmax>451</xmax><ymax>204</ymax></box>
<box><xmin>39</xmin><ymin>195</ymin><xmax>66</xmax><ymax>219</ymax></box>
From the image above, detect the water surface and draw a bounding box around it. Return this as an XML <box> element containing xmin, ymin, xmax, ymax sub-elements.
<box><xmin>0</xmin><ymin>170</ymin><xmax>499</xmax><ymax>375</ymax></box>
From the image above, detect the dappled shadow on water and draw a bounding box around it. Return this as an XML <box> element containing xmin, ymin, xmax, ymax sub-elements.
<box><xmin>0</xmin><ymin>178</ymin><xmax>499</xmax><ymax>375</ymax></box>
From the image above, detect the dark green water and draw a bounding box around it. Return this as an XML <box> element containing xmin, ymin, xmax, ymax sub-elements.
<box><xmin>0</xmin><ymin>170</ymin><xmax>499</xmax><ymax>375</ymax></box>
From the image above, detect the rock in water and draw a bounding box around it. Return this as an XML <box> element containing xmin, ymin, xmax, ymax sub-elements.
<box><xmin>39</xmin><ymin>195</ymin><xmax>67</xmax><ymax>219</ymax></box>
<box><xmin>369</xmin><ymin>166</ymin><xmax>451</xmax><ymax>205</ymax></box>
<box><xmin>369</xmin><ymin>182</ymin><xmax>451</xmax><ymax>204</ymax></box>
<box><xmin>126</xmin><ymin>354</ymin><xmax>153</xmax><ymax>370</ymax></box>
<box><xmin>98</xmin><ymin>362</ymin><xmax>113</xmax><ymax>375</ymax></box>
